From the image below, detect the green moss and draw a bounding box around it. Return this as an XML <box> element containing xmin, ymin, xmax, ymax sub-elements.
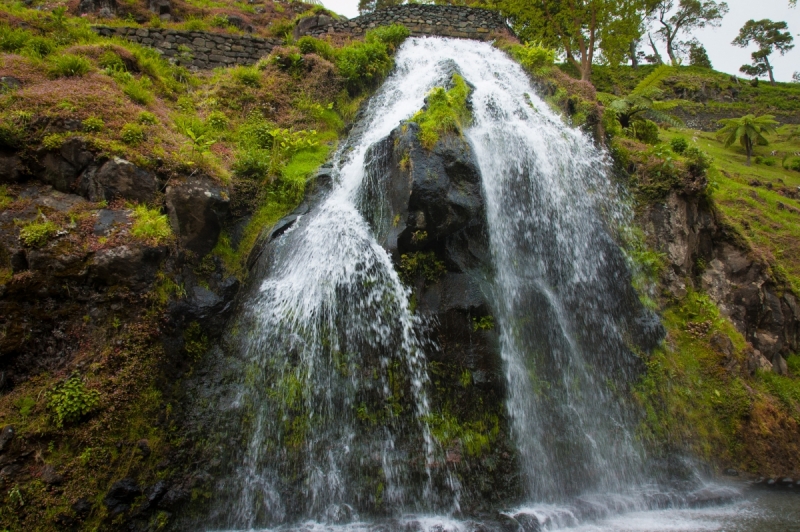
<box><xmin>411</xmin><ymin>74</ymin><xmax>472</xmax><ymax>150</ymax></box>
<box><xmin>423</xmin><ymin>408</ymin><xmax>499</xmax><ymax>457</ymax></box>
<box><xmin>398</xmin><ymin>251</ymin><xmax>446</xmax><ymax>285</ymax></box>
<box><xmin>130</xmin><ymin>205</ymin><xmax>172</xmax><ymax>244</ymax></box>
<box><xmin>19</xmin><ymin>218</ymin><xmax>59</xmax><ymax>248</ymax></box>
<box><xmin>46</xmin><ymin>375</ymin><xmax>101</xmax><ymax>428</ymax></box>
<box><xmin>472</xmin><ymin>315</ymin><xmax>495</xmax><ymax>331</ymax></box>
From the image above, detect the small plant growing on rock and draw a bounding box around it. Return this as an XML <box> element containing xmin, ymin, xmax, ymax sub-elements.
<box><xmin>82</xmin><ymin>116</ymin><xmax>104</xmax><ymax>132</ymax></box>
<box><xmin>412</xmin><ymin>74</ymin><xmax>472</xmax><ymax>150</ymax></box>
<box><xmin>130</xmin><ymin>204</ymin><xmax>172</xmax><ymax>244</ymax></box>
<box><xmin>19</xmin><ymin>216</ymin><xmax>59</xmax><ymax>247</ymax></box>
<box><xmin>232</xmin><ymin>66</ymin><xmax>261</xmax><ymax>88</ymax></box>
<box><xmin>399</xmin><ymin>251</ymin><xmax>446</xmax><ymax>284</ymax></box>
<box><xmin>120</xmin><ymin>123</ymin><xmax>146</xmax><ymax>145</ymax></box>
<box><xmin>46</xmin><ymin>374</ymin><xmax>101</xmax><ymax>428</ymax></box>
<box><xmin>47</xmin><ymin>54</ymin><xmax>92</xmax><ymax>78</ymax></box>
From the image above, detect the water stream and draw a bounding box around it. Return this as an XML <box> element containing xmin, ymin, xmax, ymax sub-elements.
<box><xmin>208</xmin><ymin>37</ymin><xmax>792</xmax><ymax>531</ymax></box>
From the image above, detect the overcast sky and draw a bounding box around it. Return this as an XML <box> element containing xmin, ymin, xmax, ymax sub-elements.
<box><xmin>318</xmin><ymin>0</ymin><xmax>799</xmax><ymax>82</ymax></box>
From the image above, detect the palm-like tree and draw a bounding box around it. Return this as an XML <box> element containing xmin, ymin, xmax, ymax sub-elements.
<box><xmin>599</xmin><ymin>65</ymin><xmax>683</xmax><ymax>130</ymax></box>
<box><xmin>716</xmin><ymin>114</ymin><xmax>779</xmax><ymax>166</ymax></box>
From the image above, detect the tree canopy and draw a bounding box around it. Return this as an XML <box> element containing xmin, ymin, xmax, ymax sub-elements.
<box><xmin>716</xmin><ymin>114</ymin><xmax>778</xmax><ymax>166</ymax></box>
<box><xmin>733</xmin><ymin>19</ymin><xmax>795</xmax><ymax>85</ymax></box>
<box><xmin>652</xmin><ymin>0</ymin><xmax>728</xmax><ymax>65</ymax></box>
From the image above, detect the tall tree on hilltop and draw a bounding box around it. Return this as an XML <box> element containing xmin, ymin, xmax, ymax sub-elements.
<box><xmin>687</xmin><ymin>39</ymin><xmax>712</xmax><ymax>68</ymax></box>
<box><xmin>499</xmin><ymin>0</ymin><xmax>648</xmax><ymax>82</ymax></box>
<box><xmin>733</xmin><ymin>19</ymin><xmax>794</xmax><ymax>85</ymax></box>
<box><xmin>652</xmin><ymin>0</ymin><xmax>728</xmax><ymax>65</ymax></box>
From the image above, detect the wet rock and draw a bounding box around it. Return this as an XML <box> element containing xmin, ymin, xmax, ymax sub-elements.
<box><xmin>34</xmin><ymin>137</ymin><xmax>94</xmax><ymax>192</ymax></box>
<box><xmin>0</xmin><ymin>464</ymin><xmax>21</xmax><ymax>478</ymax></box>
<box><xmin>165</xmin><ymin>175</ymin><xmax>230</xmax><ymax>256</ymax></box>
<box><xmin>0</xmin><ymin>151</ymin><xmax>25</xmax><ymax>182</ymax></box>
<box><xmin>685</xmin><ymin>486</ymin><xmax>740</xmax><ymax>507</ymax></box>
<box><xmin>723</xmin><ymin>468</ymin><xmax>739</xmax><ymax>476</ymax></box>
<box><xmin>103</xmin><ymin>477</ymin><xmax>142</xmax><ymax>515</ymax></box>
<box><xmin>0</xmin><ymin>76</ymin><xmax>22</xmax><ymax>93</ymax></box>
<box><xmin>40</xmin><ymin>464</ymin><xmax>64</xmax><ymax>485</ymax></box>
<box><xmin>72</xmin><ymin>497</ymin><xmax>92</xmax><ymax>519</ymax></box>
<box><xmin>79</xmin><ymin>157</ymin><xmax>158</xmax><ymax>203</ymax></box>
<box><xmin>772</xmin><ymin>354</ymin><xmax>789</xmax><ymax>375</ymax></box>
<box><xmin>93</xmin><ymin>209</ymin><xmax>130</xmax><ymax>236</ymax></box>
<box><xmin>89</xmin><ymin>244</ymin><xmax>165</xmax><ymax>288</ymax></box>
<box><xmin>157</xmin><ymin>487</ymin><xmax>189</xmax><ymax>509</ymax></box>
<box><xmin>136</xmin><ymin>439</ymin><xmax>151</xmax><ymax>458</ymax></box>
<box><xmin>746</xmin><ymin>347</ymin><xmax>773</xmax><ymax>375</ymax></box>
<box><xmin>0</xmin><ymin>425</ymin><xmax>15</xmax><ymax>453</ymax></box>
<box><xmin>33</xmin><ymin>189</ymin><xmax>86</xmax><ymax>212</ymax></box>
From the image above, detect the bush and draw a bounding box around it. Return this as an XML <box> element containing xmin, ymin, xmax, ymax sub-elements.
<box><xmin>99</xmin><ymin>50</ymin><xmax>127</xmax><ymax>72</ymax></box>
<box><xmin>670</xmin><ymin>136</ymin><xmax>688</xmax><ymax>154</ymax></box>
<box><xmin>513</xmin><ymin>42</ymin><xmax>556</xmax><ymax>71</ymax></box>
<box><xmin>366</xmin><ymin>24</ymin><xmax>410</xmax><ymax>52</ymax></box>
<box><xmin>0</xmin><ymin>25</ymin><xmax>29</xmax><ymax>53</ymax></box>
<box><xmin>130</xmin><ymin>204</ymin><xmax>172</xmax><ymax>243</ymax></box>
<box><xmin>790</xmin><ymin>158</ymin><xmax>800</xmax><ymax>172</ymax></box>
<box><xmin>138</xmin><ymin>111</ymin><xmax>158</xmax><ymax>125</ymax></box>
<box><xmin>337</xmin><ymin>40</ymin><xmax>392</xmax><ymax>93</ymax></box>
<box><xmin>233</xmin><ymin>148</ymin><xmax>271</xmax><ymax>178</ymax></box>
<box><xmin>209</xmin><ymin>14</ymin><xmax>230</xmax><ymax>28</ymax></box>
<box><xmin>25</xmin><ymin>36</ymin><xmax>55</xmax><ymax>58</ymax></box>
<box><xmin>296</xmin><ymin>36</ymin><xmax>337</xmax><ymax>62</ymax></box>
<box><xmin>627</xmin><ymin>119</ymin><xmax>660</xmax><ymax>144</ymax></box>
<box><xmin>19</xmin><ymin>218</ymin><xmax>59</xmax><ymax>247</ymax></box>
<box><xmin>207</xmin><ymin>111</ymin><xmax>228</xmax><ymax>131</ymax></box>
<box><xmin>684</xmin><ymin>146</ymin><xmax>712</xmax><ymax>176</ymax></box>
<box><xmin>82</xmin><ymin>116</ymin><xmax>105</xmax><ymax>132</ymax></box>
<box><xmin>47</xmin><ymin>54</ymin><xmax>92</xmax><ymax>78</ymax></box>
<box><xmin>123</xmin><ymin>78</ymin><xmax>154</xmax><ymax>105</ymax></box>
<box><xmin>46</xmin><ymin>375</ymin><xmax>100</xmax><ymax>428</ymax></box>
<box><xmin>232</xmin><ymin>65</ymin><xmax>261</xmax><ymax>87</ymax></box>
<box><xmin>412</xmin><ymin>74</ymin><xmax>472</xmax><ymax>149</ymax></box>
<box><xmin>184</xmin><ymin>16</ymin><xmax>208</xmax><ymax>31</ymax></box>
<box><xmin>120</xmin><ymin>123</ymin><xmax>146</xmax><ymax>145</ymax></box>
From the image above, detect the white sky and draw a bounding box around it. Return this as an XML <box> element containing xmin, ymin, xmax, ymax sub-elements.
<box><xmin>319</xmin><ymin>0</ymin><xmax>799</xmax><ymax>82</ymax></box>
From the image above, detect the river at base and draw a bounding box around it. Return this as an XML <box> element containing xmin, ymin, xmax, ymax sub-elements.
<box><xmin>212</xmin><ymin>488</ymin><xmax>799</xmax><ymax>532</ymax></box>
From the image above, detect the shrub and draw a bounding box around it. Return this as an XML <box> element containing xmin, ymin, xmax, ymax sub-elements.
<box><xmin>232</xmin><ymin>65</ymin><xmax>261</xmax><ymax>87</ymax></box>
<box><xmin>120</xmin><ymin>123</ymin><xmax>146</xmax><ymax>145</ymax></box>
<box><xmin>412</xmin><ymin>74</ymin><xmax>472</xmax><ymax>150</ymax></box>
<box><xmin>47</xmin><ymin>54</ymin><xmax>92</xmax><ymax>78</ymax></box>
<box><xmin>399</xmin><ymin>251</ymin><xmax>446</xmax><ymax>284</ymax></box>
<box><xmin>233</xmin><ymin>148</ymin><xmax>271</xmax><ymax>178</ymax></box>
<box><xmin>207</xmin><ymin>111</ymin><xmax>228</xmax><ymax>131</ymax></box>
<box><xmin>337</xmin><ymin>40</ymin><xmax>392</xmax><ymax>93</ymax></box>
<box><xmin>82</xmin><ymin>116</ymin><xmax>105</xmax><ymax>132</ymax></box>
<box><xmin>366</xmin><ymin>24</ymin><xmax>410</xmax><ymax>52</ymax></box>
<box><xmin>0</xmin><ymin>25</ymin><xmax>29</xmax><ymax>53</ymax></box>
<box><xmin>138</xmin><ymin>111</ymin><xmax>158</xmax><ymax>125</ymax></box>
<box><xmin>46</xmin><ymin>375</ymin><xmax>100</xmax><ymax>428</ymax></box>
<box><xmin>25</xmin><ymin>36</ymin><xmax>55</xmax><ymax>58</ymax></box>
<box><xmin>19</xmin><ymin>218</ymin><xmax>59</xmax><ymax>247</ymax></box>
<box><xmin>123</xmin><ymin>78</ymin><xmax>154</xmax><ymax>105</ymax></box>
<box><xmin>296</xmin><ymin>36</ymin><xmax>337</xmax><ymax>62</ymax></box>
<box><xmin>790</xmin><ymin>158</ymin><xmax>800</xmax><ymax>172</ymax></box>
<box><xmin>184</xmin><ymin>16</ymin><xmax>208</xmax><ymax>31</ymax></box>
<box><xmin>684</xmin><ymin>146</ymin><xmax>712</xmax><ymax>177</ymax></box>
<box><xmin>268</xmin><ymin>20</ymin><xmax>295</xmax><ymax>40</ymax></box>
<box><xmin>627</xmin><ymin>119</ymin><xmax>660</xmax><ymax>145</ymax></box>
<box><xmin>513</xmin><ymin>42</ymin><xmax>556</xmax><ymax>71</ymax></box>
<box><xmin>209</xmin><ymin>14</ymin><xmax>230</xmax><ymax>28</ymax></box>
<box><xmin>99</xmin><ymin>50</ymin><xmax>127</xmax><ymax>72</ymax></box>
<box><xmin>670</xmin><ymin>136</ymin><xmax>688</xmax><ymax>154</ymax></box>
<box><xmin>131</xmin><ymin>204</ymin><xmax>172</xmax><ymax>243</ymax></box>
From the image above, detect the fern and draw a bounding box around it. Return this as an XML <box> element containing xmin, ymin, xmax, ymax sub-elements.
<box><xmin>631</xmin><ymin>65</ymin><xmax>673</xmax><ymax>96</ymax></box>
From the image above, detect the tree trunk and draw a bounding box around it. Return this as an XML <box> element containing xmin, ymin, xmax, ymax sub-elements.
<box><xmin>648</xmin><ymin>33</ymin><xmax>663</xmax><ymax>65</ymax></box>
<box><xmin>631</xmin><ymin>40</ymin><xmax>639</xmax><ymax>69</ymax></box>
<box><xmin>765</xmin><ymin>56</ymin><xmax>775</xmax><ymax>85</ymax></box>
<box><xmin>746</xmin><ymin>137</ymin><xmax>752</xmax><ymax>166</ymax></box>
<box><xmin>666</xmin><ymin>34</ymin><xmax>678</xmax><ymax>66</ymax></box>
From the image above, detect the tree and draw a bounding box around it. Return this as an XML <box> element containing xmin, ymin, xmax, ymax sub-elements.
<box><xmin>498</xmin><ymin>0</ymin><xmax>649</xmax><ymax>81</ymax></box>
<box><xmin>652</xmin><ymin>0</ymin><xmax>729</xmax><ymax>65</ymax></box>
<box><xmin>688</xmin><ymin>40</ymin><xmax>712</xmax><ymax>68</ymax></box>
<box><xmin>733</xmin><ymin>19</ymin><xmax>794</xmax><ymax>85</ymax></box>
<box><xmin>716</xmin><ymin>114</ymin><xmax>778</xmax><ymax>166</ymax></box>
<box><xmin>793</xmin><ymin>71</ymin><xmax>800</xmax><ymax>83</ymax></box>
<box><xmin>358</xmin><ymin>0</ymin><xmax>403</xmax><ymax>15</ymax></box>
<box><xmin>599</xmin><ymin>65</ymin><xmax>682</xmax><ymax>129</ymax></box>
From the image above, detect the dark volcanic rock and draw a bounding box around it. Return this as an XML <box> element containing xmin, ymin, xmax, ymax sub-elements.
<box><xmin>89</xmin><ymin>244</ymin><xmax>165</xmax><ymax>287</ymax></box>
<box><xmin>0</xmin><ymin>151</ymin><xmax>25</xmax><ymax>182</ymax></box>
<box><xmin>34</xmin><ymin>137</ymin><xmax>94</xmax><ymax>192</ymax></box>
<box><xmin>0</xmin><ymin>425</ymin><xmax>15</xmax><ymax>453</ymax></box>
<box><xmin>39</xmin><ymin>464</ymin><xmax>64</xmax><ymax>485</ymax></box>
<box><xmin>79</xmin><ymin>157</ymin><xmax>158</xmax><ymax>203</ymax></box>
<box><xmin>165</xmin><ymin>176</ymin><xmax>230</xmax><ymax>256</ymax></box>
<box><xmin>103</xmin><ymin>477</ymin><xmax>142</xmax><ymax>515</ymax></box>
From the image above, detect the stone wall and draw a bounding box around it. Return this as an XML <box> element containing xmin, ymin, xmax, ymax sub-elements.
<box><xmin>295</xmin><ymin>4</ymin><xmax>511</xmax><ymax>41</ymax></box>
<box><xmin>93</xmin><ymin>26</ymin><xmax>280</xmax><ymax>69</ymax></box>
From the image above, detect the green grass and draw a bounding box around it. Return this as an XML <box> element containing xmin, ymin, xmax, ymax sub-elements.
<box><xmin>411</xmin><ymin>74</ymin><xmax>472</xmax><ymax>150</ymax></box>
<box><xmin>660</xmin><ymin>125</ymin><xmax>800</xmax><ymax>292</ymax></box>
<box><xmin>130</xmin><ymin>205</ymin><xmax>172</xmax><ymax>244</ymax></box>
<box><xmin>47</xmin><ymin>54</ymin><xmax>92</xmax><ymax>78</ymax></box>
<box><xmin>19</xmin><ymin>218</ymin><xmax>59</xmax><ymax>247</ymax></box>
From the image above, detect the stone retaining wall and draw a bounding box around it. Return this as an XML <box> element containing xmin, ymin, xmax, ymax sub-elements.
<box><xmin>295</xmin><ymin>4</ymin><xmax>510</xmax><ymax>41</ymax></box>
<box><xmin>93</xmin><ymin>26</ymin><xmax>280</xmax><ymax>70</ymax></box>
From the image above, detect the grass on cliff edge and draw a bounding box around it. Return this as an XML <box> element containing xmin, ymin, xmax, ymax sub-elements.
<box><xmin>660</xmin><ymin>126</ymin><xmax>800</xmax><ymax>293</ymax></box>
<box><xmin>411</xmin><ymin>73</ymin><xmax>472</xmax><ymax>150</ymax></box>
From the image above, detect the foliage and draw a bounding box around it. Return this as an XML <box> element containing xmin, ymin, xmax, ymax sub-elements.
<box><xmin>19</xmin><ymin>218</ymin><xmax>58</xmax><ymax>247</ymax></box>
<box><xmin>733</xmin><ymin>19</ymin><xmax>794</xmax><ymax>84</ymax></box>
<box><xmin>670</xmin><ymin>136</ymin><xmax>689</xmax><ymax>153</ymax></box>
<box><xmin>130</xmin><ymin>205</ymin><xmax>172</xmax><ymax>244</ymax></box>
<box><xmin>120</xmin><ymin>123</ymin><xmax>146</xmax><ymax>145</ymax></box>
<box><xmin>716</xmin><ymin>114</ymin><xmax>778</xmax><ymax>165</ymax></box>
<box><xmin>138</xmin><ymin>111</ymin><xmax>158</xmax><ymax>125</ymax></box>
<box><xmin>296</xmin><ymin>36</ymin><xmax>337</xmax><ymax>62</ymax></box>
<box><xmin>423</xmin><ymin>408</ymin><xmax>499</xmax><ymax>457</ymax></box>
<box><xmin>47</xmin><ymin>54</ymin><xmax>92</xmax><ymax>78</ymax></box>
<box><xmin>46</xmin><ymin>375</ymin><xmax>100</xmax><ymax>428</ymax></box>
<box><xmin>122</xmin><ymin>78</ymin><xmax>154</xmax><ymax>105</ymax></box>
<box><xmin>336</xmin><ymin>35</ymin><xmax>393</xmax><ymax>93</ymax></box>
<box><xmin>411</xmin><ymin>74</ymin><xmax>472</xmax><ymax>149</ymax></box>
<box><xmin>599</xmin><ymin>65</ymin><xmax>682</xmax><ymax>133</ymax></box>
<box><xmin>687</xmin><ymin>40</ymin><xmax>712</xmax><ymax>68</ymax></box>
<box><xmin>82</xmin><ymin>116</ymin><xmax>105</xmax><ymax>133</ymax></box>
<box><xmin>651</xmin><ymin>0</ymin><xmax>729</xmax><ymax>65</ymax></box>
<box><xmin>231</xmin><ymin>65</ymin><xmax>261</xmax><ymax>87</ymax></box>
<box><xmin>509</xmin><ymin>41</ymin><xmax>556</xmax><ymax>72</ymax></box>
<box><xmin>398</xmin><ymin>252</ymin><xmax>446</xmax><ymax>284</ymax></box>
<box><xmin>499</xmin><ymin>0</ymin><xmax>649</xmax><ymax>80</ymax></box>
<box><xmin>365</xmin><ymin>23</ymin><xmax>410</xmax><ymax>52</ymax></box>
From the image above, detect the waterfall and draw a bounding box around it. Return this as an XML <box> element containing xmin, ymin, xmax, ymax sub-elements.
<box><xmin>212</xmin><ymin>37</ymin><xmax>676</xmax><ymax>532</ymax></box>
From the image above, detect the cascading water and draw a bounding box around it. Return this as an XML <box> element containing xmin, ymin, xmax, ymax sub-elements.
<box><xmin>208</xmin><ymin>36</ymin><xmax>722</xmax><ymax>532</ymax></box>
